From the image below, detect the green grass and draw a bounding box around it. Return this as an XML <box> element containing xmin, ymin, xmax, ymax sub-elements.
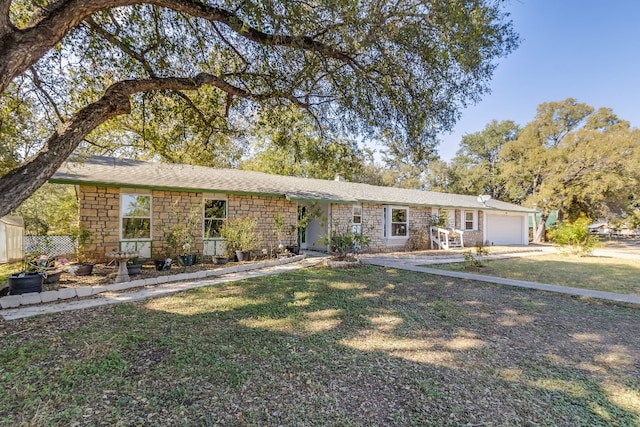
<box><xmin>1</xmin><ymin>265</ymin><xmax>639</xmax><ymax>426</ymax></box>
<box><xmin>0</xmin><ymin>262</ymin><xmax>20</xmax><ymax>284</ymax></box>
<box><xmin>427</xmin><ymin>253</ymin><xmax>640</xmax><ymax>295</ymax></box>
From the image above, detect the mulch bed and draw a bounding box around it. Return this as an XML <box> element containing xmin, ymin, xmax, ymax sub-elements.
<box><xmin>42</xmin><ymin>260</ymin><xmax>255</xmax><ymax>292</ymax></box>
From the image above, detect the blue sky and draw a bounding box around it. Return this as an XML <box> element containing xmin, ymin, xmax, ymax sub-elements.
<box><xmin>436</xmin><ymin>0</ymin><xmax>640</xmax><ymax>161</ymax></box>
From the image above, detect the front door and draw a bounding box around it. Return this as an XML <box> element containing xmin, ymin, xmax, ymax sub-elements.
<box><xmin>298</xmin><ymin>206</ymin><xmax>308</xmax><ymax>249</ymax></box>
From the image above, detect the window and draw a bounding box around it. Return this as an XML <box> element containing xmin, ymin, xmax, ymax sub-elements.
<box><xmin>391</xmin><ymin>208</ymin><xmax>408</xmax><ymax>236</ymax></box>
<box><xmin>463</xmin><ymin>210</ymin><xmax>477</xmax><ymax>231</ymax></box>
<box><xmin>204</xmin><ymin>199</ymin><xmax>227</xmax><ymax>238</ymax></box>
<box><xmin>121</xmin><ymin>194</ymin><xmax>151</xmax><ymax>239</ymax></box>
<box><xmin>352</xmin><ymin>206</ymin><xmax>362</xmax><ymax>234</ymax></box>
<box><xmin>383</xmin><ymin>206</ymin><xmax>408</xmax><ymax>238</ymax></box>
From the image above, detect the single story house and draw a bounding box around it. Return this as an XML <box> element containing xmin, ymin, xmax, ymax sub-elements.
<box><xmin>50</xmin><ymin>156</ymin><xmax>534</xmax><ymax>261</ymax></box>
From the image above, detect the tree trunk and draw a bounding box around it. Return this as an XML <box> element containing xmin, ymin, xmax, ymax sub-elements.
<box><xmin>0</xmin><ymin>87</ymin><xmax>132</xmax><ymax>217</ymax></box>
<box><xmin>533</xmin><ymin>212</ymin><xmax>549</xmax><ymax>243</ymax></box>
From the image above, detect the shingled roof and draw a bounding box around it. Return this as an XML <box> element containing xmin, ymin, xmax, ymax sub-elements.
<box><xmin>50</xmin><ymin>156</ymin><xmax>534</xmax><ymax>213</ymax></box>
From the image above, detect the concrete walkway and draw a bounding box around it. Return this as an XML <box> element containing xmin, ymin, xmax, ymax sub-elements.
<box><xmin>4</xmin><ymin>247</ymin><xmax>639</xmax><ymax>321</ymax></box>
<box><xmin>362</xmin><ymin>248</ymin><xmax>640</xmax><ymax>305</ymax></box>
<box><xmin>1</xmin><ymin>257</ymin><xmax>325</xmax><ymax>321</ymax></box>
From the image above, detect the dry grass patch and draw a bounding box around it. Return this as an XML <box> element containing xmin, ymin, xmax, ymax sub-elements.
<box><xmin>430</xmin><ymin>253</ymin><xmax>640</xmax><ymax>295</ymax></box>
<box><xmin>0</xmin><ymin>265</ymin><xmax>639</xmax><ymax>426</ymax></box>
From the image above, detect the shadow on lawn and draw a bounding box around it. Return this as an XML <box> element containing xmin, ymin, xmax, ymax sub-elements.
<box><xmin>1</xmin><ymin>265</ymin><xmax>639</xmax><ymax>426</ymax></box>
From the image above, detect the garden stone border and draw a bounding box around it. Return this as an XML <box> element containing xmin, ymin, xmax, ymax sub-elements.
<box><xmin>0</xmin><ymin>255</ymin><xmax>306</xmax><ymax>309</ymax></box>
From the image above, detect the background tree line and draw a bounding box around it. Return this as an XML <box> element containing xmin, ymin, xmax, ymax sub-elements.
<box><xmin>432</xmin><ymin>98</ymin><xmax>640</xmax><ymax>241</ymax></box>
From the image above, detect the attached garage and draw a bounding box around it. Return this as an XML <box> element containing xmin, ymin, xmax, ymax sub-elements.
<box><xmin>485</xmin><ymin>213</ymin><xmax>527</xmax><ymax>245</ymax></box>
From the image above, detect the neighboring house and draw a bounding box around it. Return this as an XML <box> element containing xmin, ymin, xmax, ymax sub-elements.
<box><xmin>50</xmin><ymin>156</ymin><xmax>534</xmax><ymax>261</ymax></box>
<box><xmin>588</xmin><ymin>223</ymin><xmax>611</xmax><ymax>235</ymax></box>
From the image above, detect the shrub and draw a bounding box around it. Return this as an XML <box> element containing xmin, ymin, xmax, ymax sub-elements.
<box><xmin>463</xmin><ymin>242</ymin><xmax>490</xmax><ymax>267</ymax></box>
<box><xmin>321</xmin><ymin>220</ymin><xmax>371</xmax><ymax>258</ymax></box>
<box><xmin>220</xmin><ymin>216</ymin><xmax>262</xmax><ymax>256</ymax></box>
<box><xmin>549</xmin><ymin>214</ymin><xmax>599</xmax><ymax>255</ymax></box>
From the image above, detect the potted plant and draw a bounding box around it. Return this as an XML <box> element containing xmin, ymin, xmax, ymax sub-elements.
<box><xmin>163</xmin><ymin>203</ymin><xmax>200</xmax><ymax>267</ymax></box>
<box><xmin>70</xmin><ymin>227</ymin><xmax>95</xmax><ymax>276</ymax></box>
<box><xmin>211</xmin><ymin>241</ymin><xmax>228</xmax><ymax>265</ymax></box>
<box><xmin>37</xmin><ymin>254</ymin><xmax>62</xmax><ymax>285</ymax></box>
<box><xmin>126</xmin><ymin>257</ymin><xmax>142</xmax><ymax>276</ymax></box>
<box><xmin>220</xmin><ymin>216</ymin><xmax>261</xmax><ymax>262</ymax></box>
<box><xmin>6</xmin><ymin>252</ymin><xmax>45</xmax><ymax>295</ymax></box>
<box><xmin>273</xmin><ymin>213</ymin><xmax>295</xmax><ymax>257</ymax></box>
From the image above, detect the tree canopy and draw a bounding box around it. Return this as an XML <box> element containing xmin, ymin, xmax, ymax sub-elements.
<box><xmin>438</xmin><ymin>98</ymin><xmax>640</xmax><ymax>242</ymax></box>
<box><xmin>0</xmin><ymin>0</ymin><xmax>519</xmax><ymax>218</ymax></box>
<box><xmin>447</xmin><ymin>119</ymin><xmax>520</xmax><ymax>198</ymax></box>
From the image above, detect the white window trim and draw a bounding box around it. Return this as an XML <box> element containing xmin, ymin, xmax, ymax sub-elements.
<box><xmin>462</xmin><ymin>210</ymin><xmax>478</xmax><ymax>231</ymax></box>
<box><xmin>432</xmin><ymin>207</ymin><xmax>455</xmax><ymax>228</ymax></box>
<box><xmin>119</xmin><ymin>190</ymin><xmax>152</xmax><ymax>241</ymax></box>
<box><xmin>352</xmin><ymin>205</ymin><xmax>362</xmax><ymax>234</ymax></box>
<box><xmin>383</xmin><ymin>205</ymin><xmax>409</xmax><ymax>240</ymax></box>
<box><xmin>203</xmin><ymin>194</ymin><xmax>228</xmax><ymax>240</ymax></box>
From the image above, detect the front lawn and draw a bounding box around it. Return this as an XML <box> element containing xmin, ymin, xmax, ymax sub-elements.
<box><xmin>1</xmin><ymin>265</ymin><xmax>639</xmax><ymax>426</ymax></box>
<box><xmin>428</xmin><ymin>253</ymin><xmax>640</xmax><ymax>295</ymax></box>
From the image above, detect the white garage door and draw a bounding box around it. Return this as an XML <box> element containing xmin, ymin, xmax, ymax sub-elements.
<box><xmin>486</xmin><ymin>215</ymin><xmax>524</xmax><ymax>245</ymax></box>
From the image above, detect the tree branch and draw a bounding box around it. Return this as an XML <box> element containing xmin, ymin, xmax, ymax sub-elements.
<box><xmin>0</xmin><ymin>73</ymin><xmax>307</xmax><ymax>216</ymax></box>
<box><xmin>84</xmin><ymin>16</ymin><xmax>157</xmax><ymax>77</ymax></box>
<box><xmin>28</xmin><ymin>67</ymin><xmax>66</xmax><ymax>122</ymax></box>
<box><xmin>0</xmin><ymin>0</ymin><xmax>11</xmax><ymax>39</ymax></box>
<box><xmin>1</xmin><ymin>0</ymin><xmax>358</xmax><ymax>94</ymax></box>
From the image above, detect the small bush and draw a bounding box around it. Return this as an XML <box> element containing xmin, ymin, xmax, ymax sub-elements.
<box><xmin>549</xmin><ymin>214</ymin><xmax>599</xmax><ymax>256</ymax></box>
<box><xmin>406</xmin><ymin>227</ymin><xmax>430</xmax><ymax>251</ymax></box>
<box><xmin>463</xmin><ymin>242</ymin><xmax>490</xmax><ymax>267</ymax></box>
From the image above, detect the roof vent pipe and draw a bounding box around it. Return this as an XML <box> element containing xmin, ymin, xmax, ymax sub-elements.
<box><xmin>334</xmin><ymin>173</ymin><xmax>345</xmax><ymax>182</ymax></box>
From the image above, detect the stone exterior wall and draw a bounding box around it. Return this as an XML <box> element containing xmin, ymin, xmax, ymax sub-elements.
<box><xmin>77</xmin><ymin>185</ymin><xmax>488</xmax><ymax>260</ymax></box>
<box><xmin>407</xmin><ymin>206</ymin><xmax>435</xmax><ymax>251</ymax></box>
<box><xmin>227</xmin><ymin>194</ymin><xmax>298</xmax><ymax>252</ymax></box>
<box><xmin>461</xmin><ymin>210</ymin><xmax>484</xmax><ymax>247</ymax></box>
<box><xmin>151</xmin><ymin>190</ymin><xmax>204</xmax><ymax>258</ymax></box>
<box><xmin>328</xmin><ymin>203</ymin><xmax>437</xmax><ymax>252</ymax></box>
<box><xmin>78</xmin><ymin>187</ymin><xmax>298</xmax><ymax>261</ymax></box>
<box><xmin>77</xmin><ymin>186</ymin><xmax>121</xmax><ymax>261</ymax></box>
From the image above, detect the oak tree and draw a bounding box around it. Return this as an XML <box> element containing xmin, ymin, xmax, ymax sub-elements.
<box><xmin>0</xmin><ymin>0</ymin><xmax>518</xmax><ymax>217</ymax></box>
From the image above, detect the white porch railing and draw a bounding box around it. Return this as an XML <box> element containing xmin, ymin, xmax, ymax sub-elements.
<box><xmin>430</xmin><ymin>227</ymin><xmax>465</xmax><ymax>250</ymax></box>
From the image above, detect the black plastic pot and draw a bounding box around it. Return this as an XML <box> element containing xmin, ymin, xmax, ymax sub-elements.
<box><xmin>43</xmin><ymin>269</ymin><xmax>62</xmax><ymax>284</ymax></box>
<box><xmin>286</xmin><ymin>245</ymin><xmax>301</xmax><ymax>255</ymax></box>
<box><xmin>178</xmin><ymin>254</ymin><xmax>197</xmax><ymax>266</ymax></box>
<box><xmin>213</xmin><ymin>256</ymin><xmax>228</xmax><ymax>265</ymax></box>
<box><xmin>235</xmin><ymin>250</ymin><xmax>250</xmax><ymax>262</ymax></box>
<box><xmin>127</xmin><ymin>263</ymin><xmax>142</xmax><ymax>276</ymax></box>
<box><xmin>8</xmin><ymin>273</ymin><xmax>43</xmax><ymax>295</ymax></box>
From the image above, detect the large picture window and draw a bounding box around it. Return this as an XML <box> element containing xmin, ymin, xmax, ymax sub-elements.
<box><xmin>204</xmin><ymin>199</ymin><xmax>227</xmax><ymax>238</ymax></box>
<box><xmin>121</xmin><ymin>194</ymin><xmax>151</xmax><ymax>239</ymax></box>
<box><xmin>391</xmin><ymin>208</ymin><xmax>408</xmax><ymax>237</ymax></box>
